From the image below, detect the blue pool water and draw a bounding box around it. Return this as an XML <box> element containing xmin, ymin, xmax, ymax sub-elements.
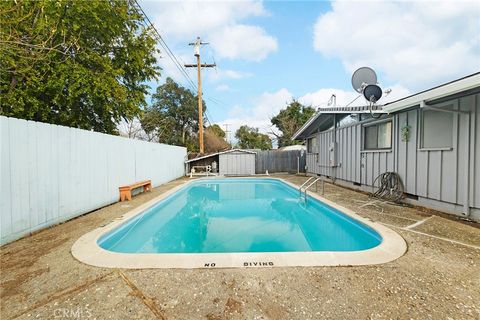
<box><xmin>99</xmin><ymin>179</ymin><xmax>382</xmax><ymax>253</ymax></box>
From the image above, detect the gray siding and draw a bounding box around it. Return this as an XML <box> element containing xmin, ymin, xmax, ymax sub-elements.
<box><xmin>305</xmin><ymin>92</ymin><xmax>480</xmax><ymax>215</ymax></box>
<box><xmin>395</xmin><ymin>94</ymin><xmax>479</xmax><ymax>209</ymax></box>
<box><xmin>474</xmin><ymin>95</ymin><xmax>480</xmax><ymax>208</ymax></box>
<box><xmin>219</xmin><ymin>151</ymin><xmax>255</xmax><ymax>175</ymax></box>
<box><xmin>306</xmin><ymin>120</ymin><xmax>394</xmax><ymax>186</ymax></box>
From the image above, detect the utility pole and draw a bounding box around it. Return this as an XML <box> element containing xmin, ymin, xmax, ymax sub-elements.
<box><xmin>184</xmin><ymin>37</ymin><xmax>216</xmax><ymax>154</ymax></box>
<box><xmin>224</xmin><ymin>123</ymin><xmax>230</xmax><ymax>147</ymax></box>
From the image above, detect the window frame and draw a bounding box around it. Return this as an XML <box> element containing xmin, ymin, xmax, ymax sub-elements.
<box><xmin>419</xmin><ymin>101</ymin><xmax>456</xmax><ymax>151</ymax></box>
<box><xmin>307</xmin><ymin>136</ymin><xmax>317</xmax><ymax>153</ymax></box>
<box><xmin>362</xmin><ymin>120</ymin><xmax>392</xmax><ymax>151</ymax></box>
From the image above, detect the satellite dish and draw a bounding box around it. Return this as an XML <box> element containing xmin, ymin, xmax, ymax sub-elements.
<box><xmin>363</xmin><ymin>84</ymin><xmax>383</xmax><ymax>103</ymax></box>
<box><xmin>351</xmin><ymin>67</ymin><xmax>377</xmax><ymax>93</ymax></box>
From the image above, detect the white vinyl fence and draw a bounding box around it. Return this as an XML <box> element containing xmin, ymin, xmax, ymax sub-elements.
<box><xmin>0</xmin><ymin>116</ymin><xmax>186</xmax><ymax>245</ymax></box>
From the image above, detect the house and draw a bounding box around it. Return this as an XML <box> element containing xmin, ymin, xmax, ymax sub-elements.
<box><xmin>292</xmin><ymin>73</ymin><xmax>480</xmax><ymax>222</ymax></box>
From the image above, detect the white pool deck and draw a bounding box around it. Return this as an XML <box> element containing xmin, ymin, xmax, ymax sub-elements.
<box><xmin>72</xmin><ymin>177</ymin><xmax>407</xmax><ymax>269</ymax></box>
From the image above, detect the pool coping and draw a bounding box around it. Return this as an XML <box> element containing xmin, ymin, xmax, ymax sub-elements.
<box><xmin>71</xmin><ymin>177</ymin><xmax>407</xmax><ymax>269</ymax></box>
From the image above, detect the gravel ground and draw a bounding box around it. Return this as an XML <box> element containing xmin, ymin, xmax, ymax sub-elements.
<box><xmin>1</xmin><ymin>174</ymin><xmax>479</xmax><ymax>320</ymax></box>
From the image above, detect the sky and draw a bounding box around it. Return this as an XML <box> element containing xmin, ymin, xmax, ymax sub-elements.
<box><xmin>139</xmin><ymin>0</ymin><xmax>480</xmax><ymax>143</ymax></box>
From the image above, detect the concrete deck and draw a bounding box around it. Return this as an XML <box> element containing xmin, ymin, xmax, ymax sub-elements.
<box><xmin>1</xmin><ymin>174</ymin><xmax>479</xmax><ymax>319</ymax></box>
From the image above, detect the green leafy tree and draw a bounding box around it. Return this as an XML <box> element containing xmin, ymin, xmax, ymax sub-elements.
<box><xmin>205</xmin><ymin>126</ymin><xmax>229</xmax><ymax>153</ymax></box>
<box><xmin>141</xmin><ymin>77</ymin><xmax>206</xmax><ymax>152</ymax></box>
<box><xmin>207</xmin><ymin>124</ymin><xmax>226</xmax><ymax>138</ymax></box>
<box><xmin>0</xmin><ymin>0</ymin><xmax>159</xmax><ymax>133</ymax></box>
<box><xmin>271</xmin><ymin>100</ymin><xmax>315</xmax><ymax>147</ymax></box>
<box><xmin>235</xmin><ymin>125</ymin><xmax>272</xmax><ymax>150</ymax></box>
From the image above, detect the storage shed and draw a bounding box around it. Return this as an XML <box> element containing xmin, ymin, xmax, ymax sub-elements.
<box><xmin>219</xmin><ymin>149</ymin><xmax>256</xmax><ymax>176</ymax></box>
<box><xmin>185</xmin><ymin>149</ymin><xmax>256</xmax><ymax>176</ymax></box>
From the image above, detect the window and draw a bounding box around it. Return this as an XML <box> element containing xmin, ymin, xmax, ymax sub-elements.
<box><xmin>307</xmin><ymin>137</ymin><xmax>317</xmax><ymax>153</ymax></box>
<box><xmin>363</xmin><ymin>121</ymin><xmax>392</xmax><ymax>150</ymax></box>
<box><xmin>421</xmin><ymin>108</ymin><xmax>453</xmax><ymax>149</ymax></box>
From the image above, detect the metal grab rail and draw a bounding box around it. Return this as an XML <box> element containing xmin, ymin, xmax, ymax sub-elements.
<box><xmin>299</xmin><ymin>176</ymin><xmax>325</xmax><ymax>200</ymax></box>
<box><xmin>298</xmin><ymin>176</ymin><xmax>316</xmax><ymax>195</ymax></box>
<box><xmin>304</xmin><ymin>178</ymin><xmax>320</xmax><ymax>191</ymax></box>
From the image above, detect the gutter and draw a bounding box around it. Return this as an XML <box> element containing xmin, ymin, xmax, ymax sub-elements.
<box><xmin>383</xmin><ymin>73</ymin><xmax>480</xmax><ymax>113</ymax></box>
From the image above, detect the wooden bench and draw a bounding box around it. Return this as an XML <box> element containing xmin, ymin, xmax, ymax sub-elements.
<box><xmin>119</xmin><ymin>180</ymin><xmax>152</xmax><ymax>201</ymax></box>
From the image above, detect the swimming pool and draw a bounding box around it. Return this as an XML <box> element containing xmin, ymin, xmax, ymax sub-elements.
<box><xmin>72</xmin><ymin>177</ymin><xmax>406</xmax><ymax>268</ymax></box>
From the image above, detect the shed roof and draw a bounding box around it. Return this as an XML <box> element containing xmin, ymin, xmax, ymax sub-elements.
<box><xmin>185</xmin><ymin>149</ymin><xmax>256</xmax><ymax>163</ymax></box>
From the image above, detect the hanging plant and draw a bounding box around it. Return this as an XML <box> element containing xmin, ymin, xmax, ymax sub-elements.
<box><xmin>401</xmin><ymin>124</ymin><xmax>411</xmax><ymax>142</ymax></box>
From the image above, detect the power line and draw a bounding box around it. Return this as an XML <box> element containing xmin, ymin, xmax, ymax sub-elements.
<box><xmin>131</xmin><ymin>0</ymin><xmax>227</xmax><ymax>133</ymax></box>
<box><xmin>205</xmin><ymin>95</ymin><xmax>226</xmax><ymax>106</ymax></box>
<box><xmin>130</xmin><ymin>0</ymin><xmax>197</xmax><ymax>92</ymax></box>
<box><xmin>205</xmin><ymin>109</ymin><xmax>214</xmax><ymax>123</ymax></box>
<box><xmin>204</xmin><ymin>110</ymin><xmax>214</xmax><ymax>127</ymax></box>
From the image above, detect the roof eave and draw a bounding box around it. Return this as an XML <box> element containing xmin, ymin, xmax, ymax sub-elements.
<box><xmin>291</xmin><ymin>112</ymin><xmax>321</xmax><ymax>140</ymax></box>
<box><xmin>383</xmin><ymin>73</ymin><xmax>480</xmax><ymax>113</ymax></box>
<box><xmin>291</xmin><ymin>108</ymin><xmax>386</xmax><ymax>141</ymax></box>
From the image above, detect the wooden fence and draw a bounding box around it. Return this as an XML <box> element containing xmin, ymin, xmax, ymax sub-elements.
<box><xmin>255</xmin><ymin>150</ymin><xmax>306</xmax><ymax>174</ymax></box>
<box><xmin>1</xmin><ymin>116</ymin><xmax>186</xmax><ymax>245</ymax></box>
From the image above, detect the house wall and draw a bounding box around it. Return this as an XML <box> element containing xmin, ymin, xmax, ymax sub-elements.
<box><xmin>306</xmin><ymin>117</ymin><xmax>395</xmax><ymax>186</ymax></box>
<box><xmin>0</xmin><ymin>116</ymin><xmax>187</xmax><ymax>245</ymax></box>
<box><xmin>305</xmin><ymin>93</ymin><xmax>480</xmax><ymax>220</ymax></box>
<box><xmin>219</xmin><ymin>151</ymin><xmax>255</xmax><ymax>175</ymax></box>
<box><xmin>394</xmin><ymin>94</ymin><xmax>479</xmax><ymax>211</ymax></box>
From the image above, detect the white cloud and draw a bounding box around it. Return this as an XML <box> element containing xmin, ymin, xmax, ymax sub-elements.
<box><xmin>145</xmin><ymin>0</ymin><xmax>277</xmax><ymax>62</ymax></box>
<box><xmin>299</xmin><ymin>85</ymin><xmax>410</xmax><ymax>108</ymax></box>
<box><xmin>147</xmin><ymin>0</ymin><xmax>266</xmax><ymax>37</ymax></box>
<box><xmin>216</xmin><ymin>88</ymin><xmax>293</xmax><ymax>141</ymax></box>
<box><xmin>215</xmin><ymin>84</ymin><xmax>411</xmax><ymax>145</ymax></box>
<box><xmin>210</xmin><ymin>24</ymin><xmax>278</xmax><ymax>61</ymax></box>
<box><xmin>252</xmin><ymin>88</ymin><xmax>293</xmax><ymax>120</ymax></box>
<box><xmin>209</xmin><ymin>68</ymin><xmax>253</xmax><ymax>81</ymax></box>
<box><xmin>215</xmin><ymin>84</ymin><xmax>231</xmax><ymax>92</ymax></box>
<box><xmin>154</xmin><ymin>49</ymin><xmax>196</xmax><ymax>88</ymax></box>
<box><xmin>299</xmin><ymin>88</ymin><xmax>359</xmax><ymax>109</ymax></box>
<box><xmin>313</xmin><ymin>1</ymin><xmax>480</xmax><ymax>90</ymax></box>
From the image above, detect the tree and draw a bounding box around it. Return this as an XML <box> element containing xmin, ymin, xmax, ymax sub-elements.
<box><xmin>141</xmin><ymin>77</ymin><xmax>206</xmax><ymax>152</ymax></box>
<box><xmin>118</xmin><ymin>117</ymin><xmax>151</xmax><ymax>141</ymax></box>
<box><xmin>204</xmin><ymin>128</ymin><xmax>229</xmax><ymax>153</ymax></box>
<box><xmin>204</xmin><ymin>125</ymin><xmax>229</xmax><ymax>152</ymax></box>
<box><xmin>235</xmin><ymin>125</ymin><xmax>272</xmax><ymax>150</ymax></box>
<box><xmin>207</xmin><ymin>124</ymin><xmax>226</xmax><ymax>139</ymax></box>
<box><xmin>0</xmin><ymin>0</ymin><xmax>159</xmax><ymax>133</ymax></box>
<box><xmin>271</xmin><ymin>100</ymin><xmax>315</xmax><ymax>147</ymax></box>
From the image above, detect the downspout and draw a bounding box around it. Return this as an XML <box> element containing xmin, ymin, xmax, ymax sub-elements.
<box><xmin>333</xmin><ymin>114</ymin><xmax>337</xmax><ymax>182</ymax></box>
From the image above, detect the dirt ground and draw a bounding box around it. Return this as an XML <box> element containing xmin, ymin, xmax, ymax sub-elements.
<box><xmin>1</xmin><ymin>174</ymin><xmax>479</xmax><ymax>320</ymax></box>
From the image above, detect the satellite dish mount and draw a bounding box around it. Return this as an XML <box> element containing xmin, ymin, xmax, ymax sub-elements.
<box><xmin>351</xmin><ymin>67</ymin><xmax>383</xmax><ymax>118</ymax></box>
